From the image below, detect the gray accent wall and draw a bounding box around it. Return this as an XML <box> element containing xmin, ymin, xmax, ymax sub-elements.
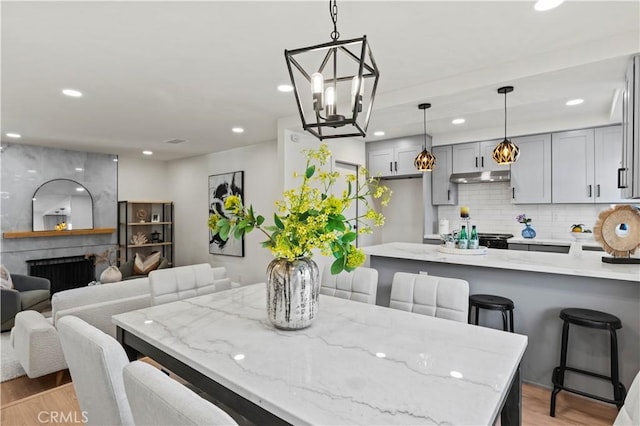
<box><xmin>1</xmin><ymin>143</ymin><xmax>118</xmax><ymax>277</ymax></box>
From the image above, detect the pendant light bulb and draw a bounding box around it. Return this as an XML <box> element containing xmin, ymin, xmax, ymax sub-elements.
<box><xmin>414</xmin><ymin>103</ymin><xmax>436</xmax><ymax>172</ymax></box>
<box><xmin>311</xmin><ymin>73</ymin><xmax>324</xmax><ymax>112</ymax></box>
<box><xmin>493</xmin><ymin>86</ymin><xmax>519</xmax><ymax>165</ymax></box>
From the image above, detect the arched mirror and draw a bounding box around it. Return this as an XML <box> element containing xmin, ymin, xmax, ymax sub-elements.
<box><xmin>32</xmin><ymin>179</ymin><xmax>94</xmax><ymax>231</ymax></box>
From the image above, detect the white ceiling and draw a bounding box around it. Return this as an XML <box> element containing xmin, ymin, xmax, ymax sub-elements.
<box><xmin>2</xmin><ymin>1</ymin><xmax>639</xmax><ymax>161</ymax></box>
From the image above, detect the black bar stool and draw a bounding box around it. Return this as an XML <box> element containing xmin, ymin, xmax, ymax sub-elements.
<box><xmin>550</xmin><ymin>308</ymin><xmax>626</xmax><ymax>417</ymax></box>
<box><xmin>468</xmin><ymin>294</ymin><xmax>514</xmax><ymax>332</ymax></box>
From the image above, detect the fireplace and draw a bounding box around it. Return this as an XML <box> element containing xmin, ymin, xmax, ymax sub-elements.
<box><xmin>26</xmin><ymin>256</ymin><xmax>95</xmax><ymax>295</ymax></box>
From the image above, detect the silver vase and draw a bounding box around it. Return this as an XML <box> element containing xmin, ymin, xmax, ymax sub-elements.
<box><xmin>266</xmin><ymin>257</ymin><xmax>319</xmax><ymax>330</ymax></box>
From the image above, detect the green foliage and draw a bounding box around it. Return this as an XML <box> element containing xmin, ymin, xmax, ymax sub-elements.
<box><xmin>207</xmin><ymin>144</ymin><xmax>392</xmax><ymax>274</ymax></box>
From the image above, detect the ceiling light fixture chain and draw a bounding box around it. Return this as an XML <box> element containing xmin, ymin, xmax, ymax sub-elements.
<box><xmin>329</xmin><ymin>0</ymin><xmax>340</xmax><ymax>41</ymax></box>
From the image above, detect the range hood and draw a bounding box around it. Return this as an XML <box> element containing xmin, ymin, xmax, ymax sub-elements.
<box><xmin>449</xmin><ymin>170</ymin><xmax>510</xmax><ymax>184</ymax></box>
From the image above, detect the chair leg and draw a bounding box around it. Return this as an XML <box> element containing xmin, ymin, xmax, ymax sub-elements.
<box><xmin>509</xmin><ymin>309</ymin><xmax>514</xmax><ymax>333</ymax></box>
<box><xmin>610</xmin><ymin>329</ymin><xmax>626</xmax><ymax>408</ymax></box>
<box><xmin>550</xmin><ymin>384</ymin><xmax>561</xmax><ymax>417</ymax></box>
<box><xmin>501</xmin><ymin>310</ymin><xmax>508</xmax><ymax>332</ymax></box>
<box><xmin>558</xmin><ymin>321</ymin><xmax>570</xmax><ymax>385</ymax></box>
<box><xmin>475</xmin><ymin>306</ymin><xmax>479</xmax><ymax>325</ymax></box>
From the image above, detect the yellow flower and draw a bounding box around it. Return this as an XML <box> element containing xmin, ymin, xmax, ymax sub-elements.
<box><xmin>346</xmin><ymin>246</ymin><xmax>366</xmax><ymax>269</ymax></box>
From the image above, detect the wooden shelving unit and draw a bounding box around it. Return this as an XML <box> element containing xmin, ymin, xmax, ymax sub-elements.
<box><xmin>117</xmin><ymin>201</ymin><xmax>173</xmax><ymax>266</ymax></box>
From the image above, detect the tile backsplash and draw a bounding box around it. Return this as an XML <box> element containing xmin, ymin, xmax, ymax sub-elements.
<box><xmin>437</xmin><ymin>182</ymin><xmax>628</xmax><ymax>239</ymax></box>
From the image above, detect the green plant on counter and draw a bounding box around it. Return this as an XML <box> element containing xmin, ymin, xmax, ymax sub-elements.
<box><xmin>208</xmin><ymin>144</ymin><xmax>392</xmax><ymax>274</ymax></box>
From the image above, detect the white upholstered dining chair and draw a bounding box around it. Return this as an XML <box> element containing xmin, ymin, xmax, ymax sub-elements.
<box><xmin>389</xmin><ymin>272</ymin><xmax>469</xmax><ymax>323</ymax></box>
<box><xmin>149</xmin><ymin>264</ymin><xmax>231</xmax><ymax>305</ymax></box>
<box><xmin>614</xmin><ymin>371</ymin><xmax>640</xmax><ymax>426</ymax></box>
<box><xmin>320</xmin><ymin>264</ymin><xmax>378</xmax><ymax>304</ymax></box>
<box><xmin>57</xmin><ymin>315</ymin><xmax>134</xmax><ymax>426</ymax></box>
<box><xmin>123</xmin><ymin>360</ymin><xmax>238</xmax><ymax>426</ymax></box>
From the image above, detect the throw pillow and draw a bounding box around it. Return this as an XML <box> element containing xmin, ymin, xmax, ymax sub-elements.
<box><xmin>0</xmin><ymin>264</ymin><xmax>14</xmax><ymax>289</ymax></box>
<box><xmin>133</xmin><ymin>252</ymin><xmax>162</xmax><ymax>275</ymax></box>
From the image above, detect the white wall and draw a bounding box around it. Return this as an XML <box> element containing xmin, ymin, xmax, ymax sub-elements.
<box><xmin>117</xmin><ymin>157</ymin><xmax>169</xmax><ymax>201</ymax></box>
<box><xmin>166</xmin><ymin>141</ymin><xmax>279</xmax><ymax>285</ymax></box>
<box><xmin>437</xmin><ymin>182</ymin><xmax>621</xmax><ymax>238</ymax></box>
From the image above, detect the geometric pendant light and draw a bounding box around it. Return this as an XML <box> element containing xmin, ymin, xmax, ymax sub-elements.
<box><xmin>414</xmin><ymin>103</ymin><xmax>436</xmax><ymax>171</ymax></box>
<box><xmin>284</xmin><ymin>0</ymin><xmax>380</xmax><ymax>141</ymax></box>
<box><xmin>492</xmin><ymin>86</ymin><xmax>520</xmax><ymax>164</ymax></box>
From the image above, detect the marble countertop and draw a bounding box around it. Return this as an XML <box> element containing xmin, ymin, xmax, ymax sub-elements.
<box><xmin>114</xmin><ymin>283</ymin><xmax>527</xmax><ymax>425</ymax></box>
<box><xmin>366</xmin><ymin>242</ymin><xmax>640</xmax><ymax>282</ymax></box>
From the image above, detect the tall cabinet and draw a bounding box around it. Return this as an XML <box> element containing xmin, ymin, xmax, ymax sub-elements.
<box><xmin>510</xmin><ymin>134</ymin><xmax>552</xmax><ymax>204</ymax></box>
<box><xmin>118</xmin><ymin>201</ymin><xmax>174</xmax><ymax>266</ymax></box>
<box><xmin>431</xmin><ymin>145</ymin><xmax>457</xmax><ymax>205</ymax></box>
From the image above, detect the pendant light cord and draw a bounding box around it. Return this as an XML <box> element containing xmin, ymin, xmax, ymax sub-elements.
<box><xmin>504</xmin><ymin>91</ymin><xmax>508</xmax><ymax>140</ymax></box>
<box><xmin>423</xmin><ymin>108</ymin><xmax>428</xmax><ymax>149</ymax></box>
<box><xmin>329</xmin><ymin>0</ymin><xmax>340</xmax><ymax>41</ymax></box>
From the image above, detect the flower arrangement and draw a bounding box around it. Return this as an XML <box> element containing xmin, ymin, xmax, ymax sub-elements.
<box><xmin>516</xmin><ymin>214</ymin><xmax>532</xmax><ymax>224</ymax></box>
<box><xmin>208</xmin><ymin>144</ymin><xmax>392</xmax><ymax>275</ymax></box>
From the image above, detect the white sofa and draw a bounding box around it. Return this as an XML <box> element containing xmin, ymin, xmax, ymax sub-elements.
<box><xmin>10</xmin><ymin>264</ymin><xmax>231</xmax><ymax>379</ymax></box>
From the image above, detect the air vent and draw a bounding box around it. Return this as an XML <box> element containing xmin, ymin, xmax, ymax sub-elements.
<box><xmin>165</xmin><ymin>139</ymin><xmax>187</xmax><ymax>145</ymax></box>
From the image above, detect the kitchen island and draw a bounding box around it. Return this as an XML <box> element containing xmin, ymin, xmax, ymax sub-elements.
<box><xmin>364</xmin><ymin>242</ymin><xmax>639</xmax><ymax>397</ymax></box>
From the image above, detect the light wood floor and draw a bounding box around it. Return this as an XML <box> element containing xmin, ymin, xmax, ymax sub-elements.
<box><xmin>1</xmin><ymin>371</ymin><xmax>618</xmax><ymax>426</ymax></box>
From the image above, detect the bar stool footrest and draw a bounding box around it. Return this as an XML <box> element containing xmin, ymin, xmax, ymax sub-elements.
<box><xmin>551</xmin><ymin>365</ymin><xmax>626</xmax><ymax>406</ymax></box>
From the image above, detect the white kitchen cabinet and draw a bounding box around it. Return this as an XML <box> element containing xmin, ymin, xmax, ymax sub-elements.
<box><xmin>510</xmin><ymin>134</ymin><xmax>551</xmax><ymax>204</ymax></box>
<box><xmin>594</xmin><ymin>126</ymin><xmax>625</xmax><ymax>203</ymax></box>
<box><xmin>431</xmin><ymin>145</ymin><xmax>457</xmax><ymax>205</ymax></box>
<box><xmin>452</xmin><ymin>140</ymin><xmax>507</xmax><ymax>174</ymax></box>
<box><xmin>551</xmin><ymin>126</ymin><xmax>624</xmax><ymax>203</ymax></box>
<box><xmin>367</xmin><ymin>138</ymin><xmax>422</xmax><ymax>178</ymax></box>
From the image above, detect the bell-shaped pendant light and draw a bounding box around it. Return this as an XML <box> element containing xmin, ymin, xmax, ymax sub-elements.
<box><xmin>492</xmin><ymin>86</ymin><xmax>520</xmax><ymax>164</ymax></box>
<box><xmin>414</xmin><ymin>103</ymin><xmax>436</xmax><ymax>171</ymax></box>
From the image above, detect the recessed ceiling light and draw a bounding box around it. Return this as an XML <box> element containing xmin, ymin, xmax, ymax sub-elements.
<box><xmin>113</xmin><ymin>158</ymin><xmax>118</xmax><ymax>162</ymax></box>
<box><xmin>76</xmin><ymin>187</ymin><xmax>85</xmax><ymax>192</ymax></box>
<box><xmin>27</xmin><ymin>169</ymin><xmax>37</xmax><ymax>173</ymax></box>
<box><xmin>75</xmin><ymin>167</ymin><xmax>84</xmax><ymax>171</ymax></box>
<box><xmin>450</xmin><ymin>371</ymin><xmax>464</xmax><ymax>379</ymax></box>
<box><xmin>62</xmin><ymin>89</ymin><xmax>83</xmax><ymax>97</ymax></box>
<box><xmin>6</xmin><ymin>133</ymin><xmax>21</xmax><ymax>138</ymax></box>
<box><xmin>452</xmin><ymin>118</ymin><xmax>466</xmax><ymax>125</ymax></box>
<box><xmin>566</xmin><ymin>98</ymin><xmax>584</xmax><ymax>106</ymax></box>
<box><xmin>232</xmin><ymin>127</ymin><xmax>244</xmax><ymax>134</ymax></box>
<box><xmin>277</xmin><ymin>84</ymin><xmax>293</xmax><ymax>93</ymax></box>
<box><xmin>534</xmin><ymin>0</ymin><xmax>565</xmax><ymax>11</ymax></box>
<box><xmin>373</xmin><ymin>131</ymin><xmax>385</xmax><ymax>137</ymax></box>
<box><xmin>142</xmin><ymin>150</ymin><xmax>153</xmax><ymax>155</ymax></box>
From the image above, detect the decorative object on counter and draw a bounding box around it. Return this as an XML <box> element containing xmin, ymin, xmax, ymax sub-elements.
<box><xmin>208</xmin><ymin>144</ymin><xmax>391</xmax><ymax>329</ymax></box>
<box><xmin>493</xmin><ymin>86</ymin><xmax>520</xmax><ymax>164</ymax></box>
<box><xmin>458</xmin><ymin>225</ymin><xmax>469</xmax><ymax>249</ymax></box>
<box><xmin>130</xmin><ymin>232</ymin><xmax>148</xmax><ymax>246</ymax></box>
<box><xmin>284</xmin><ymin>0</ymin><xmax>380</xmax><ymax>141</ymax></box>
<box><xmin>593</xmin><ymin>205</ymin><xmax>640</xmax><ymax>264</ymax></box>
<box><xmin>414</xmin><ymin>103</ymin><xmax>436</xmax><ymax>171</ymax></box>
<box><xmin>460</xmin><ymin>206</ymin><xmax>470</xmax><ymax>219</ymax></box>
<box><xmin>438</xmin><ymin>219</ymin><xmax>450</xmax><ymax>236</ymax></box>
<box><xmin>469</xmin><ymin>225</ymin><xmax>479</xmax><ymax>249</ymax></box>
<box><xmin>437</xmin><ymin>245</ymin><xmax>488</xmax><ymax>255</ymax></box>
<box><xmin>517</xmin><ymin>213</ymin><xmax>536</xmax><ymax>239</ymax></box>
<box><xmin>55</xmin><ymin>222</ymin><xmax>67</xmax><ymax>231</ymax></box>
<box><xmin>570</xmin><ymin>224</ymin><xmax>593</xmax><ymax>241</ymax></box>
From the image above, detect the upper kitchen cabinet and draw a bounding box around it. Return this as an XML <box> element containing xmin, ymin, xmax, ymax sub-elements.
<box><xmin>551</xmin><ymin>126</ymin><xmax>625</xmax><ymax>203</ymax></box>
<box><xmin>431</xmin><ymin>145</ymin><xmax>457</xmax><ymax>205</ymax></box>
<box><xmin>510</xmin><ymin>134</ymin><xmax>551</xmax><ymax>204</ymax></box>
<box><xmin>367</xmin><ymin>136</ymin><xmax>423</xmax><ymax>178</ymax></box>
<box><xmin>621</xmin><ymin>54</ymin><xmax>640</xmax><ymax>199</ymax></box>
<box><xmin>452</xmin><ymin>140</ymin><xmax>508</xmax><ymax>174</ymax></box>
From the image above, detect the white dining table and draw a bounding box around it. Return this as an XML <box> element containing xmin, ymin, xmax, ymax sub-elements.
<box><xmin>114</xmin><ymin>283</ymin><xmax>527</xmax><ymax>425</ymax></box>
